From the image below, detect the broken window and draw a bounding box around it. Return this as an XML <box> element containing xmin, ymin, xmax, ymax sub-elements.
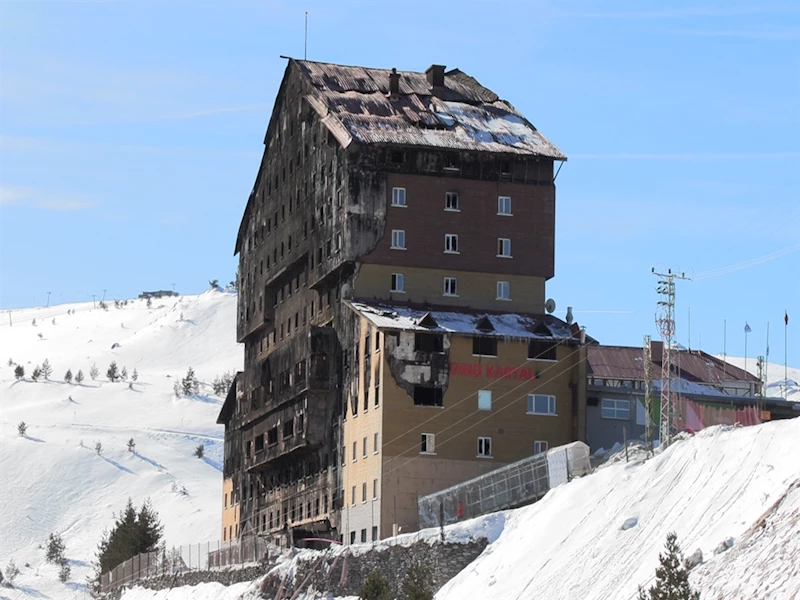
<box><xmin>420</xmin><ymin>433</ymin><xmax>435</xmax><ymax>453</ymax></box>
<box><xmin>414</xmin><ymin>333</ymin><xmax>444</xmax><ymax>353</ymax></box>
<box><xmin>473</xmin><ymin>336</ymin><xmax>497</xmax><ymax>357</ymax></box>
<box><xmin>283</xmin><ymin>419</ymin><xmax>294</xmax><ymax>439</ymax></box>
<box><xmin>413</xmin><ymin>386</ymin><xmax>443</xmax><ymax>407</ymax></box>
<box><xmin>528</xmin><ymin>340</ymin><xmax>558</xmax><ymax>361</ymax></box>
<box><xmin>477</xmin><ymin>437</ymin><xmax>492</xmax><ymax>457</ymax></box>
<box><xmin>391</xmin><ymin>273</ymin><xmax>404</xmax><ymax>292</ymax></box>
<box><xmin>390</xmin><ymin>150</ymin><xmax>405</xmax><ymax>164</ymax></box>
<box><xmin>267</xmin><ymin>427</ymin><xmax>278</xmax><ymax>446</ymax></box>
<box><xmin>254</xmin><ymin>434</ymin><xmax>264</xmax><ymax>453</ymax></box>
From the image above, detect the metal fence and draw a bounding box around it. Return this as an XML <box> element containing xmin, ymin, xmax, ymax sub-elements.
<box><xmin>100</xmin><ymin>537</ymin><xmax>271</xmax><ymax>594</ymax></box>
<box><xmin>418</xmin><ymin>442</ymin><xmax>591</xmax><ymax>528</ymax></box>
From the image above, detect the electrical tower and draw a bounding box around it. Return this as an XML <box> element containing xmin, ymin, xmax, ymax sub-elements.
<box><xmin>653</xmin><ymin>268</ymin><xmax>690</xmax><ymax>447</ymax></box>
<box><xmin>643</xmin><ymin>334</ymin><xmax>653</xmax><ymax>454</ymax></box>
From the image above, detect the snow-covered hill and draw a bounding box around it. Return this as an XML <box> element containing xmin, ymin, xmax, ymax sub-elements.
<box><xmin>0</xmin><ymin>291</ymin><xmax>241</xmax><ymax>599</ymax></box>
<box><xmin>718</xmin><ymin>355</ymin><xmax>800</xmax><ymax>404</ymax></box>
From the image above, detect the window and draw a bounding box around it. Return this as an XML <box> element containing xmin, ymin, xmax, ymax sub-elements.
<box><xmin>352</xmin><ymin>441</ymin><xmax>357</xmax><ymax>462</ymax></box>
<box><xmin>350</xmin><ymin>531</ymin><xmax>356</xmax><ymax>544</ymax></box>
<box><xmin>497</xmin><ymin>281</ymin><xmax>511</xmax><ymax>300</ymax></box>
<box><xmin>497</xmin><ymin>238</ymin><xmax>512</xmax><ymax>257</ymax></box>
<box><xmin>361</xmin><ymin>528</ymin><xmax>367</xmax><ymax>543</ymax></box>
<box><xmin>534</xmin><ymin>440</ymin><xmax>549</xmax><ymax>454</ymax></box>
<box><xmin>283</xmin><ymin>419</ymin><xmax>294</xmax><ymax>438</ymax></box>
<box><xmin>601</xmin><ymin>398</ymin><xmax>631</xmax><ymax>420</ymax></box>
<box><xmin>392</xmin><ymin>187</ymin><xmax>406</xmax><ymax>206</ymax></box>
<box><xmin>444</xmin><ymin>234</ymin><xmax>459</xmax><ymax>253</ymax></box>
<box><xmin>391</xmin><ymin>273</ymin><xmax>405</xmax><ymax>293</ymax></box>
<box><xmin>362</xmin><ymin>482</ymin><xmax>367</xmax><ymax>503</ymax></box>
<box><xmin>528</xmin><ymin>340</ymin><xmax>558</xmax><ymax>361</ymax></box>
<box><xmin>414</xmin><ymin>333</ymin><xmax>444</xmax><ymax>352</ymax></box>
<box><xmin>420</xmin><ymin>433</ymin><xmax>435</xmax><ymax>454</ymax></box>
<box><xmin>267</xmin><ymin>427</ymin><xmax>278</xmax><ymax>446</ymax></box>
<box><xmin>528</xmin><ymin>394</ymin><xmax>556</xmax><ymax>415</ymax></box>
<box><xmin>498</xmin><ymin>196</ymin><xmax>512</xmax><ymax>215</ymax></box>
<box><xmin>391</xmin><ymin>230</ymin><xmax>406</xmax><ymax>249</ymax></box>
<box><xmin>472</xmin><ymin>336</ymin><xmax>497</xmax><ymax>357</ymax></box>
<box><xmin>373</xmin><ymin>478</ymin><xmax>378</xmax><ymax>499</ymax></box>
<box><xmin>372</xmin><ymin>526</ymin><xmax>378</xmax><ymax>541</ymax></box>
<box><xmin>445</xmin><ymin>192</ymin><xmax>459</xmax><ymax>211</ymax></box>
<box><xmin>362</xmin><ymin>437</ymin><xmax>368</xmax><ymax>458</ymax></box>
<box><xmin>636</xmin><ymin>400</ymin><xmax>647</xmax><ymax>426</ymax></box>
<box><xmin>443</xmin><ymin>277</ymin><xmax>458</xmax><ymax>296</ymax></box>
<box><xmin>477</xmin><ymin>437</ymin><xmax>492</xmax><ymax>458</ymax></box>
<box><xmin>414</xmin><ymin>386</ymin><xmax>443</xmax><ymax>407</ymax></box>
<box><xmin>352</xmin><ymin>486</ymin><xmax>356</xmax><ymax>506</ymax></box>
<box><xmin>478</xmin><ymin>390</ymin><xmax>492</xmax><ymax>411</ymax></box>
<box><xmin>374</xmin><ymin>433</ymin><xmax>379</xmax><ymax>453</ymax></box>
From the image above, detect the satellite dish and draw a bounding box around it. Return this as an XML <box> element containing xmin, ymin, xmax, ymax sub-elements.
<box><xmin>545</xmin><ymin>298</ymin><xmax>556</xmax><ymax>314</ymax></box>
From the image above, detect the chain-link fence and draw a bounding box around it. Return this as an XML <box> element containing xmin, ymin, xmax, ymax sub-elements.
<box><xmin>100</xmin><ymin>537</ymin><xmax>270</xmax><ymax>594</ymax></box>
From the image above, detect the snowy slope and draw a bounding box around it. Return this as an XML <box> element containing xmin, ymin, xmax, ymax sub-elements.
<box><xmin>0</xmin><ymin>291</ymin><xmax>241</xmax><ymax>599</ymax></box>
<box><xmin>436</xmin><ymin>419</ymin><xmax>800</xmax><ymax>600</ymax></box>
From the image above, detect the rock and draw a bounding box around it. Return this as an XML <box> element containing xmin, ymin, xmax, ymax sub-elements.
<box><xmin>620</xmin><ymin>517</ymin><xmax>638</xmax><ymax>531</ymax></box>
<box><xmin>685</xmin><ymin>548</ymin><xmax>703</xmax><ymax>570</ymax></box>
<box><xmin>713</xmin><ymin>537</ymin><xmax>734</xmax><ymax>555</ymax></box>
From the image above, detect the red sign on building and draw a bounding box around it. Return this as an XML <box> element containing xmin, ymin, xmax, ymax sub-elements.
<box><xmin>449</xmin><ymin>362</ymin><xmax>538</xmax><ymax>381</ymax></box>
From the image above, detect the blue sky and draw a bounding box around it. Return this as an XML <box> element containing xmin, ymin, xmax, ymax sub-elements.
<box><xmin>1</xmin><ymin>0</ymin><xmax>798</xmax><ymax>366</ymax></box>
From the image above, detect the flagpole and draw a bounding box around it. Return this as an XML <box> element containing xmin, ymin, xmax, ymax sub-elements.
<box><xmin>765</xmin><ymin>322</ymin><xmax>770</xmax><ymax>398</ymax></box>
<box><xmin>723</xmin><ymin>319</ymin><xmax>727</xmax><ymax>381</ymax></box>
<box><xmin>786</xmin><ymin>311</ymin><xmax>790</xmax><ymax>401</ymax></box>
<box><xmin>745</xmin><ymin>324</ymin><xmax>748</xmax><ymax>374</ymax></box>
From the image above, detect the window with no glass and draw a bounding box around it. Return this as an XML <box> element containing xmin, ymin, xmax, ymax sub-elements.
<box><xmin>391</xmin><ymin>273</ymin><xmax>405</xmax><ymax>292</ymax></box>
<box><xmin>528</xmin><ymin>340</ymin><xmax>558</xmax><ymax>361</ymax></box>
<box><xmin>472</xmin><ymin>336</ymin><xmax>497</xmax><ymax>357</ymax></box>
<box><xmin>445</xmin><ymin>192</ymin><xmax>459</xmax><ymax>211</ymax></box>
<box><xmin>601</xmin><ymin>398</ymin><xmax>630</xmax><ymax>420</ymax></box>
<box><xmin>420</xmin><ymin>433</ymin><xmax>436</xmax><ymax>454</ymax></box>
<box><xmin>414</xmin><ymin>332</ymin><xmax>444</xmax><ymax>353</ymax></box>
<box><xmin>444</xmin><ymin>234</ymin><xmax>459</xmax><ymax>253</ymax></box>
<box><xmin>477</xmin><ymin>437</ymin><xmax>492</xmax><ymax>457</ymax></box>
<box><xmin>413</xmin><ymin>386</ymin><xmax>443</xmax><ymax>407</ymax></box>
<box><xmin>392</xmin><ymin>187</ymin><xmax>406</xmax><ymax>206</ymax></box>
<box><xmin>391</xmin><ymin>230</ymin><xmax>406</xmax><ymax>249</ymax></box>
<box><xmin>497</xmin><ymin>281</ymin><xmax>511</xmax><ymax>300</ymax></box>
<box><xmin>528</xmin><ymin>394</ymin><xmax>556</xmax><ymax>415</ymax></box>
<box><xmin>443</xmin><ymin>277</ymin><xmax>458</xmax><ymax>296</ymax></box>
<box><xmin>498</xmin><ymin>196</ymin><xmax>512</xmax><ymax>215</ymax></box>
<box><xmin>497</xmin><ymin>238</ymin><xmax>512</xmax><ymax>257</ymax></box>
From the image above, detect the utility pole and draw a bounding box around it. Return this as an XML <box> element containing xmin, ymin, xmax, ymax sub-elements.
<box><xmin>102</xmin><ymin>289</ymin><xmax>107</xmax><ymax>302</ymax></box>
<box><xmin>46</xmin><ymin>291</ymin><xmax>52</xmax><ymax>308</ymax></box>
<box><xmin>757</xmin><ymin>356</ymin><xmax>765</xmax><ymax>414</ymax></box>
<box><xmin>643</xmin><ymin>335</ymin><xmax>653</xmax><ymax>455</ymax></box>
<box><xmin>653</xmin><ymin>268</ymin><xmax>691</xmax><ymax>448</ymax></box>
<box><xmin>91</xmin><ymin>294</ymin><xmax>96</xmax><ymax>309</ymax></box>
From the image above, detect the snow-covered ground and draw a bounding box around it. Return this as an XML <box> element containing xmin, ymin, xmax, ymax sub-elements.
<box><xmin>0</xmin><ymin>291</ymin><xmax>241</xmax><ymax>599</ymax></box>
<box><xmin>719</xmin><ymin>355</ymin><xmax>800</xmax><ymax>404</ymax></box>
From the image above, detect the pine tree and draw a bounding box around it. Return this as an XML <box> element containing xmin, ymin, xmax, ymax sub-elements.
<box><xmin>194</xmin><ymin>444</ymin><xmax>205</xmax><ymax>458</ymax></box>
<box><xmin>132</xmin><ymin>368</ymin><xmax>139</xmax><ymax>382</ymax></box>
<box><xmin>75</xmin><ymin>369</ymin><xmax>85</xmax><ymax>385</ymax></box>
<box><xmin>7</xmin><ymin>357</ymin><xmax>14</xmax><ymax>366</ymax></box>
<box><xmin>32</xmin><ymin>318</ymin><xmax>37</xmax><ymax>327</ymax></box>
<box><xmin>360</xmin><ymin>570</ymin><xmax>392</xmax><ymax>600</ymax></box>
<box><xmin>95</xmin><ymin>441</ymin><xmax>103</xmax><ymax>455</ymax></box>
<box><xmin>64</xmin><ymin>369</ymin><xmax>73</xmax><ymax>384</ymax></box>
<box><xmin>14</xmin><ymin>365</ymin><xmax>25</xmax><ymax>380</ymax></box>
<box><xmin>638</xmin><ymin>532</ymin><xmax>701</xmax><ymax>600</ymax></box>
<box><xmin>41</xmin><ymin>359</ymin><xmax>53</xmax><ymax>379</ymax></box>
<box><xmin>31</xmin><ymin>365</ymin><xmax>42</xmax><ymax>381</ymax></box>
<box><xmin>5</xmin><ymin>559</ymin><xmax>19</xmax><ymax>586</ymax></box>
<box><xmin>173</xmin><ymin>379</ymin><xmax>183</xmax><ymax>398</ymax></box>
<box><xmin>107</xmin><ymin>361</ymin><xmax>119</xmax><ymax>382</ymax></box>
<box><xmin>58</xmin><ymin>561</ymin><xmax>70</xmax><ymax>582</ymax></box>
<box><xmin>121</xmin><ymin>366</ymin><xmax>128</xmax><ymax>380</ymax></box>
<box><xmin>402</xmin><ymin>561</ymin><xmax>433</xmax><ymax>600</ymax></box>
<box><xmin>46</xmin><ymin>533</ymin><xmax>66</xmax><ymax>564</ymax></box>
<box><xmin>146</xmin><ymin>297</ymin><xmax>152</xmax><ymax>309</ymax></box>
<box><xmin>182</xmin><ymin>367</ymin><xmax>199</xmax><ymax>396</ymax></box>
<box><xmin>18</xmin><ymin>421</ymin><xmax>27</xmax><ymax>437</ymax></box>
<box><xmin>90</xmin><ymin>363</ymin><xmax>99</xmax><ymax>381</ymax></box>
<box><xmin>127</xmin><ymin>438</ymin><xmax>136</xmax><ymax>453</ymax></box>
<box><xmin>209</xmin><ymin>279</ymin><xmax>219</xmax><ymax>290</ymax></box>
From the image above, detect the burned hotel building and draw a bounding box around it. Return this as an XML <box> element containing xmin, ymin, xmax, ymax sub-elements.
<box><xmin>218</xmin><ymin>59</ymin><xmax>588</xmax><ymax>546</ymax></box>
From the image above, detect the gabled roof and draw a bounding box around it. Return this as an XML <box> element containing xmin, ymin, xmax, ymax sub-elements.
<box><xmin>347</xmin><ymin>300</ymin><xmax>585</xmax><ymax>341</ymax></box>
<box><xmin>295</xmin><ymin>60</ymin><xmax>566</xmax><ymax>159</ymax></box>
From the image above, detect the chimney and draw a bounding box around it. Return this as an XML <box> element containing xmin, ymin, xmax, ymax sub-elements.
<box><xmin>425</xmin><ymin>64</ymin><xmax>445</xmax><ymax>88</ymax></box>
<box><xmin>388</xmin><ymin>68</ymin><xmax>400</xmax><ymax>97</ymax></box>
<box><xmin>565</xmin><ymin>306</ymin><xmax>574</xmax><ymax>325</ymax></box>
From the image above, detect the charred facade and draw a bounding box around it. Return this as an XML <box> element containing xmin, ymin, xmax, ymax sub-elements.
<box><xmin>219</xmin><ymin>59</ymin><xmax>575</xmax><ymax>546</ymax></box>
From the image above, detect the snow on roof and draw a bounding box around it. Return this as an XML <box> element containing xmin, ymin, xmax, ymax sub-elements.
<box><xmin>348</xmin><ymin>300</ymin><xmax>578</xmax><ymax>340</ymax></box>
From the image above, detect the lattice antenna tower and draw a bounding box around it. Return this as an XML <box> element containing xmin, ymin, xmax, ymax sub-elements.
<box><xmin>643</xmin><ymin>334</ymin><xmax>653</xmax><ymax>454</ymax></box>
<box><xmin>652</xmin><ymin>268</ymin><xmax>690</xmax><ymax>447</ymax></box>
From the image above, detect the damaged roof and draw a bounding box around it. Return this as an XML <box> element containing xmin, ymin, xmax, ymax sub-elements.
<box><xmin>347</xmin><ymin>300</ymin><xmax>583</xmax><ymax>341</ymax></box>
<box><xmin>295</xmin><ymin>60</ymin><xmax>566</xmax><ymax>159</ymax></box>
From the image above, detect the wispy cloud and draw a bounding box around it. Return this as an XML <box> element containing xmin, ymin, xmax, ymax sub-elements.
<box><xmin>0</xmin><ymin>185</ymin><xmax>96</xmax><ymax>211</ymax></box>
<box><xmin>548</xmin><ymin>4</ymin><xmax>800</xmax><ymax>20</ymax></box>
<box><xmin>569</xmin><ymin>152</ymin><xmax>800</xmax><ymax>161</ymax></box>
<box><xmin>669</xmin><ymin>28</ymin><xmax>800</xmax><ymax>40</ymax></box>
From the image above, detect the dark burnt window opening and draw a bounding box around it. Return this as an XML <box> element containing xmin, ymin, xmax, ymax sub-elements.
<box><xmin>391</xmin><ymin>150</ymin><xmax>405</xmax><ymax>164</ymax></box>
<box><xmin>473</xmin><ymin>336</ymin><xmax>498</xmax><ymax>357</ymax></box>
<box><xmin>528</xmin><ymin>340</ymin><xmax>558</xmax><ymax>361</ymax></box>
<box><xmin>283</xmin><ymin>419</ymin><xmax>294</xmax><ymax>439</ymax></box>
<box><xmin>254</xmin><ymin>434</ymin><xmax>265</xmax><ymax>453</ymax></box>
<box><xmin>414</xmin><ymin>333</ymin><xmax>444</xmax><ymax>353</ymax></box>
<box><xmin>413</xmin><ymin>386</ymin><xmax>444</xmax><ymax>407</ymax></box>
<box><xmin>267</xmin><ymin>427</ymin><xmax>278</xmax><ymax>446</ymax></box>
